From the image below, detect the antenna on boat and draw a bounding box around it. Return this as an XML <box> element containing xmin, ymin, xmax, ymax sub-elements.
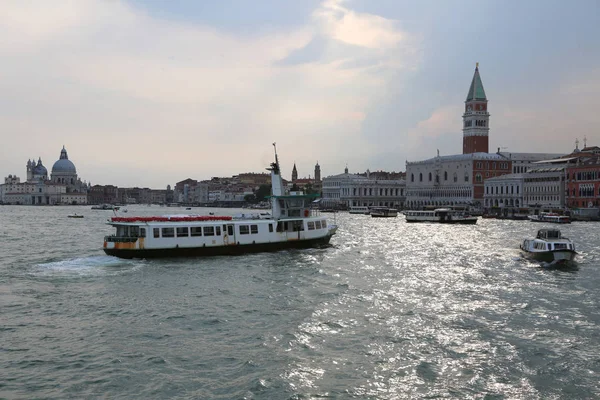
<box><xmin>272</xmin><ymin>142</ymin><xmax>279</xmax><ymax>166</ymax></box>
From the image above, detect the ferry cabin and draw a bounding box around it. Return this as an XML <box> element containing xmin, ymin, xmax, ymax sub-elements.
<box><xmin>104</xmin><ymin>214</ymin><xmax>332</xmax><ymax>258</ymax></box>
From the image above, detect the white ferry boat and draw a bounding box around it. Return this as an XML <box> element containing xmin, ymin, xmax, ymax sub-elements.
<box><xmin>349</xmin><ymin>206</ymin><xmax>370</xmax><ymax>215</ymax></box>
<box><xmin>103</xmin><ymin>145</ymin><xmax>337</xmax><ymax>259</ymax></box>
<box><xmin>520</xmin><ymin>229</ymin><xmax>576</xmax><ymax>263</ymax></box>
<box><xmin>370</xmin><ymin>207</ymin><xmax>398</xmax><ymax>218</ymax></box>
<box><xmin>404</xmin><ymin>208</ymin><xmax>478</xmax><ymax>224</ymax></box>
<box><xmin>528</xmin><ymin>213</ymin><xmax>570</xmax><ymax>224</ymax></box>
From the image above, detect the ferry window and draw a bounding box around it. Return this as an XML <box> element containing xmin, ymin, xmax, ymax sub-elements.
<box><xmin>250</xmin><ymin>225</ymin><xmax>258</xmax><ymax>234</ymax></box>
<box><xmin>240</xmin><ymin>225</ymin><xmax>250</xmax><ymax>235</ymax></box>
<box><xmin>276</xmin><ymin>222</ymin><xmax>284</xmax><ymax>232</ymax></box>
<box><xmin>176</xmin><ymin>227</ymin><xmax>189</xmax><ymax>237</ymax></box>
<box><xmin>307</xmin><ymin>221</ymin><xmax>315</xmax><ymax>230</ymax></box>
<box><xmin>162</xmin><ymin>227</ymin><xmax>175</xmax><ymax>238</ymax></box>
<box><xmin>322</xmin><ymin>220</ymin><xmax>327</xmax><ymax>228</ymax></box>
<box><xmin>269</xmin><ymin>224</ymin><xmax>273</xmax><ymax>233</ymax></box>
<box><xmin>203</xmin><ymin>226</ymin><xmax>215</xmax><ymax>236</ymax></box>
<box><xmin>130</xmin><ymin>226</ymin><xmax>140</xmax><ymax>237</ymax></box>
<box><xmin>140</xmin><ymin>228</ymin><xmax>146</xmax><ymax>238</ymax></box>
<box><xmin>153</xmin><ymin>228</ymin><xmax>160</xmax><ymax>238</ymax></box>
<box><xmin>227</xmin><ymin>225</ymin><xmax>234</xmax><ymax>236</ymax></box>
<box><xmin>190</xmin><ymin>227</ymin><xmax>203</xmax><ymax>237</ymax></box>
<box><xmin>315</xmin><ymin>221</ymin><xmax>322</xmax><ymax>229</ymax></box>
<box><xmin>216</xmin><ymin>226</ymin><xmax>221</xmax><ymax>236</ymax></box>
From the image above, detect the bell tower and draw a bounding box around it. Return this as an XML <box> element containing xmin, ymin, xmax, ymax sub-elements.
<box><xmin>291</xmin><ymin>162</ymin><xmax>298</xmax><ymax>182</ymax></box>
<box><xmin>463</xmin><ymin>63</ymin><xmax>490</xmax><ymax>154</ymax></box>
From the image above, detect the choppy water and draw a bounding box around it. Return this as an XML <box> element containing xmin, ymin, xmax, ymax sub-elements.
<box><xmin>1</xmin><ymin>205</ymin><xmax>600</xmax><ymax>399</ymax></box>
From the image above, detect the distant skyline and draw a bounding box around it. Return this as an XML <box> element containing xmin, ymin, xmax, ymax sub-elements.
<box><xmin>1</xmin><ymin>0</ymin><xmax>599</xmax><ymax>188</ymax></box>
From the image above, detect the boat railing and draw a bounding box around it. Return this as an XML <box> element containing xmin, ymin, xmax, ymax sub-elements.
<box><xmin>104</xmin><ymin>236</ymin><xmax>138</xmax><ymax>243</ymax></box>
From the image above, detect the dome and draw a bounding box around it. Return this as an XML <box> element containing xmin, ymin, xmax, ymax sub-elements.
<box><xmin>34</xmin><ymin>164</ymin><xmax>48</xmax><ymax>176</ymax></box>
<box><xmin>52</xmin><ymin>159</ymin><xmax>76</xmax><ymax>174</ymax></box>
<box><xmin>51</xmin><ymin>146</ymin><xmax>77</xmax><ymax>174</ymax></box>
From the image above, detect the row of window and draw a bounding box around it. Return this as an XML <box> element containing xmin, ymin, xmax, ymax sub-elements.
<box><xmin>349</xmin><ymin>187</ymin><xmax>403</xmax><ymax>196</ymax></box>
<box><xmin>475</xmin><ymin>162</ymin><xmax>509</xmax><ymax>170</ymax></box>
<box><xmin>486</xmin><ymin>185</ymin><xmax>520</xmax><ymax>195</ymax></box>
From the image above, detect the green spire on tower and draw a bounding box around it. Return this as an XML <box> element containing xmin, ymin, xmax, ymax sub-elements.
<box><xmin>466</xmin><ymin>62</ymin><xmax>487</xmax><ymax>101</ymax></box>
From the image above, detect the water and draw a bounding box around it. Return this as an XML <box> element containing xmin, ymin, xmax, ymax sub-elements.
<box><xmin>2</xmin><ymin>205</ymin><xmax>600</xmax><ymax>399</ymax></box>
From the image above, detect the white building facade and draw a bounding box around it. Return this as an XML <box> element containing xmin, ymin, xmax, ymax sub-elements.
<box><xmin>523</xmin><ymin>166</ymin><xmax>567</xmax><ymax>210</ymax></box>
<box><xmin>483</xmin><ymin>173</ymin><xmax>525</xmax><ymax>209</ymax></box>
<box><xmin>322</xmin><ymin>168</ymin><xmax>406</xmax><ymax>208</ymax></box>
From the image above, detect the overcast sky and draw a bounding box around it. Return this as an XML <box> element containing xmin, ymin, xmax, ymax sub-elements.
<box><xmin>1</xmin><ymin>0</ymin><xmax>599</xmax><ymax>188</ymax></box>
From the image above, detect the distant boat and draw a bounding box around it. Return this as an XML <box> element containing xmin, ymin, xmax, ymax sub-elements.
<box><xmin>528</xmin><ymin>213</ymin><xmax>570</xmax><ymax>224</ymax></box>
<box><xmin>68</xmin><ymin>214</ymin><xmax>84</xmax><ymax>218</ymax></box>
<box><xmin>370</xmin><ymin>207</ymin><xmax>398</xmax><ymax>218</ymax></box>
<box><xmin>91</xmin><ymin>204</ymin><xmax>119</xmax><ymax>211</ymax></box>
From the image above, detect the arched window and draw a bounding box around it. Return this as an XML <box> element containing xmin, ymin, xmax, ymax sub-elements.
<box><xmin>411</xmin><ymin>174</ymin><xmax>414</xmax><ymax>182</ymax></box>
<box><xmin>453</xmin><ymin>173</ymin><xmax>457</xmax><ymax>183</ymax></box>
<box><xmin>444</xmin><ymin>171</ymin><xmax>448</xmax><ymax>181</ymax></box>
<box><xmin>476</xmin><ymin>173</ymin><xmax>482</xmax><ymax>183</ymax></box>
<box><xmin>428</xmin><ymin>172</ymin><xmax>432</xmax><ymax>182</ymax></box>
<box><xmin>419</xmin><ymin>173</ymin><xmax>423</xmax><ymax>182</ymax></box>
<box><xmin>464</xmin><ymin>172</ymin><xmax>469</xmax><ymax>182</ymax></box>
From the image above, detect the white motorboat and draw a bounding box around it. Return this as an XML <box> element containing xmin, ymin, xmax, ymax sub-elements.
<box><xmin>520</xmin><ymin>229</ymin><xmax>576</xmax><ymax>263</ymax></box>
<box><xmin>349</xmin><ymin>206</ymin><xmax>370</xmax><ymax>215</ymax></box>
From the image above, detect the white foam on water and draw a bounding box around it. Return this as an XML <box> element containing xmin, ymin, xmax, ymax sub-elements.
<box><xmin>34</xmin><ymin>255</ymin><xmax>144</xmax><ymax>277</ymax></box>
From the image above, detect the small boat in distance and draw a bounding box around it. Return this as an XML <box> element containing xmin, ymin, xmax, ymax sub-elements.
<box><xmin>520</xmin><ymin>229</ymin><xmax>576</xmax><ymax>263</ymax></box>
<box><xmin>370</xmin><ymin>207</ymin><xmax>398</xmax><ymax>218</ymax></box>
<box><xmin>528</xmin><ymin>213</ymin><xmax>570</xmax><ymax>224</ymax></box>
<box><xmin>404</xmin><ymin>208</ymin><xmax>478</xmax><ymax>224</ymax></box>
<box><xmin>68</xmin><ymin>214</ymin><xmax>84</xmax><ymax>218</ymax></box>
<box><xmin>91</xmin><ymin>204</ymin><xmax>120</xmax><ymax>211</ymax></box>
<box><xmin>349</xmin><ymin>206</ymin><xmax>370</xmax><ymax>215</ymax></box>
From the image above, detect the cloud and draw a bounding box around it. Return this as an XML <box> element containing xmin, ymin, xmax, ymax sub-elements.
<box><xmin>314</xmin><ymin>0</ymin><xmax>403</xmax><ymax>49</ymax></box>
<box><xmin>0</xmin><ymin>0</ymin><xmax>414</xmax><ymax>187</ymax></box>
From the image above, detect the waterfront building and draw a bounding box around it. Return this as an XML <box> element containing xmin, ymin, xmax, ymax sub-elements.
<box><xmin>89</xmin><ymin>185</ymin><xmax>119</xmax><ymax>205</ymax></box>
<box><xmin>483</xmin><ymin>173</ymin><xmax>525</xmax><ymax>209</ymax></box>
<box><xmin>523</xmin><ymin>166</ymin><xmax>567</xmax><ymax>210</ymax></box>
<box><xmin>321</xmin><ymin>167</ymin><xmax>406</xmax><ymax>208</ymax></box>
<box><xmin>1</xmin><ymin>147</ymin><xmax>89</xmax><ymax>205</ymax></box>
<box><xmin>500</xmin><ymin>151</ymin><xmax>565</xmax><ymax>174</ymax></box>
<box><xmin>406</xmin><ymin>152</ymin><xmax>511</xmax><ymax>208</ymax></box>
<box><xmin>566</xmin><ymin>153</ymin><xmax>600</xmax><ymax>209</ymax></box>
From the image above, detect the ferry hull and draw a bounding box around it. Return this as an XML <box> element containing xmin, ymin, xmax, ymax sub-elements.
<box><xmin>522</xmin><ymin>249</ymin><xmax>577</xmax><ymax>263</ymax></box>
<box><xmin>104</xmin><ymin>236</ymin><xmax>333</xmax><ymax>259</ymax></box>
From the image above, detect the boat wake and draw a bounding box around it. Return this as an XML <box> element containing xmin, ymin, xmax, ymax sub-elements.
<box><xmin>34</xmin><ymin>255</ymin><xmax>143</xmax><ymax>276</ymax></box>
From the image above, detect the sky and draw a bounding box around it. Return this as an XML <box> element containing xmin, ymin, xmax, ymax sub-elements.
<box><xmin>1</xmin><ymin>0</ymin><xmax>599</xmax><ymax>188</ymax></box>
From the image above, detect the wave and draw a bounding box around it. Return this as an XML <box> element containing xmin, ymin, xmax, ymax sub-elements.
<box><xmin>34</xmin><ymin>255</ymin><xmax>143</xmax><ymax>276</ymax></box>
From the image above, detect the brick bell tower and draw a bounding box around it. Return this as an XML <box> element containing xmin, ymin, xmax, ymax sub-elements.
<box><xmin>463</xmin><ymin>63</ymin><xmax>490</xmax><ymax>154</ymax></box>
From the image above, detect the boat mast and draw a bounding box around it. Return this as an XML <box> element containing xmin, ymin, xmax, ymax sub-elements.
<box><xmin>268</xmin><ymin>142</ymin><xmax>285</xmax><ymax>219</ymax></box>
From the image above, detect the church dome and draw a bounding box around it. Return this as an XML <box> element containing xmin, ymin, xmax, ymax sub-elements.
<box><xmin>51</xmin><ymin>146</ymin><xmax>77</xmax><ymax>174</ymax></box>
<box><xmin>33</xmin><ymin>163</ymin><xmax>48</xmax><ymax>176</ymax></box>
